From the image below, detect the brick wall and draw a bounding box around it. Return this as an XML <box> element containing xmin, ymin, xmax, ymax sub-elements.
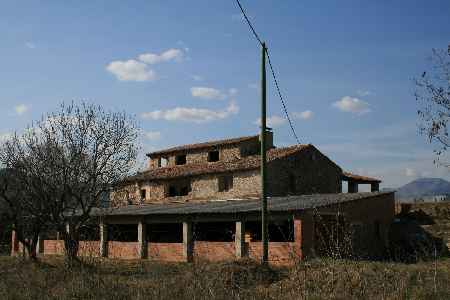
<box><xmin>148</xmin><ymin>243</ymin><xmax>184</xmax><ymax>262</ymax></box>
<box><xmin>108</xmin><ymin>241</ymin><xmax>140</xmax><ymax>259</ymax></box>
<box><xmin>193</xmin><ymin>241</ymin><xmax>235</xmax><ymax>262</ymax></box>
<box><xmin>248</xmin><ymin>242</ymin><xmax>300</xmax><ymax>264</ymax></box>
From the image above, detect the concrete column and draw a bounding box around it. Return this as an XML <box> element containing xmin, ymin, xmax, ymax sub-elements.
<box><xmin>348</xmin><ymin>181</ymin><xmax>358</xmax><ymax>193</ymax></box>
<box><xmin>183</xmin><ymin>222</ymin><xmax>193</xmax><ymax>262</ymax></box>
<box><xmin>36</xmin><ymin>234</ymin><xmax>45</xmax><ymax>255</ymax></box>
<box><xmin>235</xmin><ymin>221</ymin><xmax>246</xmax><ymax>258</ymax></box>
<box><xmin>138</xmin><ymin>221</ymin><xmax>148</xmax><ymax>259</ymax></box>
<box><xmin>99</xmin><ymin>220</ymin><xmax>108</xmax><ymax>258</ymax></box>
<box><xmin>11</xmin><ymin>230</ymin><xmax>19</xmax><ymax>256</ymax></box>
<box><xmin>371</xmin><ymin>182</ymin><xmax>379</xmax><ymax>192</ymax></box>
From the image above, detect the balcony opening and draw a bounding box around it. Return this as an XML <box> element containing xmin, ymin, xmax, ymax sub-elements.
<box><xmin>218</xmin><ymin>175</ymin><xmax>233</xmax><ymax>192</ymax></box>
<box><xmin>208</xmin><ymin>150</ymin><xmax>220</xmax><ymax>162</ymax></box>
<box><xmin>175</xmin><ymin>154</ymin><xmax>186</xmax><ymax>165</ymax></box>
<box><xmin>167</xmin><ymin>179</ymin><xmax>191</xmax><ymax>197</ymax></box>
<box><xmin>140</xmin><ymin>189</ymin><xmax>147</xmax><ymax>200</ymax></box>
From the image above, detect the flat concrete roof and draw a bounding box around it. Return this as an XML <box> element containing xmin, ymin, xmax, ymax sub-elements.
<box><xmin>95</xmin><ymin>192</ymin><xmax>393</xmax><ymax>218</ymax></box>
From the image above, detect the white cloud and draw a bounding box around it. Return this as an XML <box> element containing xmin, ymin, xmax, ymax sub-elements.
<box><xmin>192</xmin><ymin>75</ymin><xmax>204</xmax><ymax>81</ymax></box>
<box><xmin>142</xmin><ymin>131</ymin><xmax>161</xmax><ymax>141</ymax></box>
<box><xmin>141</xmin><ymin>101</ymin><xmax>239</xmax><ymax>124</ymax></box>
<box><xmin>106</xmin><ymin>59</ymin><xmax>156</xmax><ymax>82</ymax></box>
<box><xmin>405</xmin><ymin>168</ymin><xmax>417</xmax><ymax>177</ymax></box>
<box><xmin>138</xmin><ymin>48</ymin><xmax>184</xmax><ymax>64</ymax></box>
<box><xmin>229</xmin><ymin>88</ymin><xmax>238</xmax><ymax>96</ymax></box>
<box><xmin>356</xmin><ymin>90</ymin><xmax>372</xmax><ymax>97</ymax></box>
<box><xmin>254</xmin><ymin>115</ymin><xmax>287</xmax><ymax>128</ymax></box>
<box><xmin>191</xmin><ymin>87</ymin><xmax>227</xmax><ymax>100</ymax></box>
<box><xmin>294</xmin><ymin>110</ymin><xmax>313</xmax><ymax>120</ymax></box>
<box><xmin>15</xmin><ymin>104</ymin><xmax>29</xmax><ymax>115</ymax></box>
<box><xmin>333</xmin><ymin>96</ymin><xmax>371</xmax><ymax>115</ymax></box>
<box><xmin>25</xmin><ymin>42</ymin><xmax>36</xmax><ymax>49</ymax></box>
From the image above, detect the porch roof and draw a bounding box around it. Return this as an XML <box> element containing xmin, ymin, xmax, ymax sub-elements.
<box><xmin>95</xmin><ymin>191</ymin><xmax>392</xmax><ymax>217</ymax></box>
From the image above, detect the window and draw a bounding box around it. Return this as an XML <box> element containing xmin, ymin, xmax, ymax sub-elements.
<box><xmin>208</xmin><ymin>150</ymin><xmax>220</xmax><ymax>162</ymax></box>
<box><xmin>167</xmin><ymin>180</ymin><xmax>191</xmax><ymax>197</ymax></box>
<box><xmin>168</xmin><ymin>186</ymin><xmax>177</xmax><ymax>197</ymax></box>
<box><xmin>175</xmin><ymin>154</ymin><xmax>186</xmax><ymax>165</ymax></box>
<box><xmin>140</xmin><ymin>189</ymin><xmax>147</xmax><ymax>200</ymax></box>
<box><xmin>160</xmin><ymin>157</ymin><xmax>168</xmax><ymax>167</ymax></box>
<box><xmin>240</xmin><ymin>146</ymin><xmax>259</xmax><ymax>157</ymax></box>
<box><xmin>218</xmin><ymin>175</ymin><xmax>233</xmax><ymax>192</ymax></box>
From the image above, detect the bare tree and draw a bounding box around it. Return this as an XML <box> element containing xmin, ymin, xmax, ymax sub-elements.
<box><xmin>415</xmin><ymin>47</ymin><xmax>450</xmax><ymax>165</ymax></box>
<box><xmin>0</xmin><ymin>168</ymin><xmax>46</xmax><ymax>259</ymax></box>
<box><xmin>0</xmin><ymin>102</ymin><xmax>139</xmax><ymax>264</ymax></box>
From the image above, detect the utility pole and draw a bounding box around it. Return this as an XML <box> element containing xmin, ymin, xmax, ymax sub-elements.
<box><xmin>260</xmin><ymin>42</ymin><xmax>269</xmax><ymax>264</ymax></box>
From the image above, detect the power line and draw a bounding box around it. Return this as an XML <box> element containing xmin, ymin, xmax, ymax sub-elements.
<box><xmin>234</xmin><ymin>0</ymin><xmax>263</xmax><ymax>46</ymax></box>
<box><xmin>266</xmin><ymin>50</ymin><xmax>301</xmax><ymax>144</ymax></box>
<box><xmin>234</xmin><ymin>0</ymin><xmax>301</xmax><ymax>144</ymax></box>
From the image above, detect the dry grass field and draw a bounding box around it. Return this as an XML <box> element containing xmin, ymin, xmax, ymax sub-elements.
<box><xmin>0</xmin><ymin>256</ymin><xmax>449</xmax><ymax>300</ymax></box>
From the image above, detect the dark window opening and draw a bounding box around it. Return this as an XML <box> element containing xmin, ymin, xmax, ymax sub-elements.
<box><xmin>240</xmin><ymin>146</ymin><xmax>259</xmax><ymax>157</ymax></box>
<box><xmin>245</xmin><ymin>220</ymin><xmax>294</xmax><ymax>242</ymax></box>
<box><xmin>78</xmin><ymin>224</ymin><xmax>100</xmax><ymax>241</ymax></box>
<box><xmin>108</xmin><ymin>224</ymin><xmax>138</xmax><ymax>242</ymax></box>
<box><xmin>180</xmin><ymin>186</ymin><xmax>189</xmax><ymax>196</ymax></box>
<box><xmin>175</xmin><ymin>154</ymin><xmax>186</xmax><ymax>165</ymax></box>
<box><xmin>208</xmin><ymin>150</ymin><xmax>220</xmax><ymax>162</ymax></box>
<box><xmin>288</xmin><ymin>174</ymin><xmax>297</xmax><ymax>194</ymax></box>
<box><xmin>193</xmin><ymin>222</ymin><xmax>235</xmax><ymax>241</ymax></box>
<box><xmin>218</xmin><ymin>175</ymin><xmax>233</xmax><ymax>192</ymax></box>
<box><xmin>147</xmin><ymin>223</ymin><xmax>183</xmax><ymax>243</ymax></box>
<box><xmin>167</xmin><ymin>180</ymin><xmax>191</xmax><ymax>197</ymax></box>
<box><xmin>169</xmin><ymin>186</ymin><xmax>177</xmax><ymax>197</ymax></box>
<box><xmin>140</xmin><ymin>189</ymin><xmax>146</xmax><ymax>199</ymax></box>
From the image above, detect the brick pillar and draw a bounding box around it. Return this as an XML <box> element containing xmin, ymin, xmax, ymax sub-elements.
<box><xmin>299</xmin><ymin>212</ymin><xmax>315</xmax><ymax>258</ymax></box>
<box><xmin>348</xmin><ymin>181</ymin><xmax>358</xmax><ymax>193</ymax></box>
<box><xmin>293</xmin><ymin>217</ymin><xmax>302</xmax><ymax>259</ymax></box>
<box><xmin>235</xmin><ymin>221</ymin><xmax>246</xmax><ymax>259</ymax></box>
<box><xmin>138</xmin><ymin>221</ymin><xmax>148</xmax><ymax>259</ymax></box>
<box><xmin>371</xmin><ymin>182</ymin><xmax>379</xmax><ymax>192</ymax></box>
<box><xmin>183</xmin><ymin>222</ymin><xmax>193</xmax><ymax>262</ymax></box>
<box><xmin>36</xmin><ymin>234</ymin><xmax>45</xmax><ymax>255</ymax></box>
<box><xmin>99</xmin><ymin>220</ymin><xmax>108</xmax><ymax>258</ymax></box>
<box><xmin>11</xmin><ymin>230</ymin><xmax>19</xmax><ymax>256</ymax></box>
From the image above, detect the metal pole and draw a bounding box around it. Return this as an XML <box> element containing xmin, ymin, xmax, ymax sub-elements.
<box><xmin>260</xmin><ymin>42</ymin><xmax>268</xmax><ymax>264</ymax></box>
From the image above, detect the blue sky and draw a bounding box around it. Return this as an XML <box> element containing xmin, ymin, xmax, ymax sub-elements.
<box><xmin>0</xmin><ymin>0</ymin><xmax>449</xmax><ymax>188</ymax></box>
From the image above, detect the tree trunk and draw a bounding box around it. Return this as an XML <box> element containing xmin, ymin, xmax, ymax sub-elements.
<box><xmin>62</xmin><ymin>228</ymin><xmax>80</xmax><ymax>267</ymax></box>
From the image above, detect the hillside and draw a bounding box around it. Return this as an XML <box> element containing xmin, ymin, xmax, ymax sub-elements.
<box><xmin>396</xmin><ymin>178</ymin><xmax>450</xmax><ymax>200</ymax></box>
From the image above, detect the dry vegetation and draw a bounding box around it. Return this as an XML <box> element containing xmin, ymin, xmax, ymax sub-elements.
<box><xmin>0</xmin><ymin>256</ymin><xmax>449</xmax><ymax>300</ymax></box>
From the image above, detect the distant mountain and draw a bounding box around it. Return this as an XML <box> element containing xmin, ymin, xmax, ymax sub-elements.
<box><xmin>395</xmin><ymin>178</ymin><xmax>450</xmax><ymax>200</ymax></box>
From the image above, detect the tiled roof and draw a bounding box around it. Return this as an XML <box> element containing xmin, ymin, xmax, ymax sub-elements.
<box><xmin>94</xmin><ymin>191</ymin><xmax>393</xmax><ymax>217</ymax></box>
<box><xmin>127</xmin><ymin>144</ymin><xmax>311</xmax><ymax>182</ymax></box>
<box><xmin>147</xmin><ymin>135</ymin><xmax>259</xmax><ymax>157</ymax></box>
<box><xmin>342</xmin><ymin>172</ymin><xmax>381</xmax><ymax>183</ymax></box>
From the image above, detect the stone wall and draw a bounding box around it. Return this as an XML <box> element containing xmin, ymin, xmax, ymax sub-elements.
<box><xmin>114</xmin><ymin>145</ymin><xmax>343</xmax><ymax>206</ymax></box>
<box><xmin>268</xmin><ymin>145</ymin><xmax>342</xmax><ymax>196</ymax></box>
<box><xmin>147</xmin><ymin>138</ymin><xmax>263</xmax><ymax>170</ymax></box>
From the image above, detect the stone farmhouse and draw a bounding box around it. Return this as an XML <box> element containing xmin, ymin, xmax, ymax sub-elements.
<box><xmin>12</xmin><ymin>132</ymin><xmax>395</xmax><ymax>264</ymax></box>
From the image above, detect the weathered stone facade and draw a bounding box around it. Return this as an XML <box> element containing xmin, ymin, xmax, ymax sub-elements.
<box><xmin>112</xmin><ymin>134</ymin><xmax>343</xmax><ymax>206</ymax></box>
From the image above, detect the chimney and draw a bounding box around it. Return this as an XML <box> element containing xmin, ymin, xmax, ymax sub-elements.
<box><xmin>259</xmin><ymin>130</ymin><xmax>274</xmax><ymax>149</ymax></box>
